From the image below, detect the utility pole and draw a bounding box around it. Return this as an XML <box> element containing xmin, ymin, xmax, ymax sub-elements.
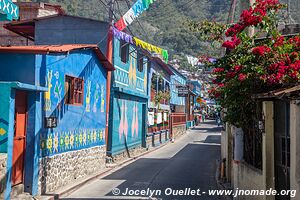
<box><xmin>105</xmin><ymin>0</ymin><xmax>115</xmax><ymax>146</ymax></box>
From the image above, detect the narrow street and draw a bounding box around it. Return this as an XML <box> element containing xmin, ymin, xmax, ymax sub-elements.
<box><xmin>62</xmin><ymin>121</ymin><xmax>222</xmax><ymax>200</ymax></box>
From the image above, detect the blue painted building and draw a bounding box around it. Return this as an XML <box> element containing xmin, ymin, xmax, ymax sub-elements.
<box><xmin>168</xmin><ymin>65</ymin><xmax>188</xmax><ymax>139</ymax></box>
<box><xmin>169</xmin><ymin>65</ymin><xmax>187</xmax><ymax>111</ymax></box>
<box><xmin>147</xmin><ymin>56</ymin><xmax>173</xmax><ymax>147</ymax></box>
<box><xmin>188</xmin><ymin>80</ymin><xmax>202</xmax><ymax>108</ymax></box>
<box><xmin>107</xmin><ymin>37</ymin><xmax>149</xmax><ymax>156</ymax></box>
<box><xmin>0</xmin><ymin>45</ymin><xmax>113</xmax><ymax>198</ymax></box>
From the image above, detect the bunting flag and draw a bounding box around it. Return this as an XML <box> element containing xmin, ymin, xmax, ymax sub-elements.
<box><xmin>112</xmin><ymin>27</ymin><xmax>133</xmax><ymax>44</ymax></box>
<box><xmin>112</xmin><ymin>28</ymin><xmax>169</xmax><ymax>63</ymax></box>
<box><xmin>134</xmin><ymin>37</ymin><xmax>169</xmax><ymax>62</ymax></box>
<box><xmin>115</xmin><ymin>0</ymin><xmax>156</xmax><ymax>31</ymax></box>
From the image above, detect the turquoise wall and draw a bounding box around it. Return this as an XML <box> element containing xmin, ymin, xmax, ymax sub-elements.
<box><xmin>0</xmin><ymin>84</ymin><xmax>12</xmax><ymax>153</ymax></box>
<box><xmin>108</xmin><ymin>38</ymin><xmax>148</xmax><ymax>155</ymax></box>
<box><xmin>113</xmin><ymin>38</ymin><xmax>148</xmax><ymax>98</ymax></box>
<box><xmin>110</xmin><ymin>94</ymin><xmax>145</xmax><ymax>154</ymax></box>
<box><xmin>37</xmin><ymin>50</ymin><xmax>107</xmax><ymax>157</ymax></box>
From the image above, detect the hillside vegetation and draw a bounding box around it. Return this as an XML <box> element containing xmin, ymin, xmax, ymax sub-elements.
<box><xmin>32</xmin><ymin>0</ymin><xmax>300</xmax><ymax>60</ymax></box>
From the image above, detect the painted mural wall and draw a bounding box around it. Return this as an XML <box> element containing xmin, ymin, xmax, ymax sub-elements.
<box><xmin>109</xmin><ymin>38</ymin><xmax>148</xmax><ymax>155</ymax></box>
<box><xmin>110</xmin><ymin>95</ymin><xmax>144</xmax><ymax>154</ymax></box>
<box><xmin>113</xmin><ymin>38</ymin><xmax>148</xmax><ymax>97</ymax></box>
<box><xmin>36</xmin><ymin>50</ymin><xmax>107</xmax><ymax>157</ymax></box>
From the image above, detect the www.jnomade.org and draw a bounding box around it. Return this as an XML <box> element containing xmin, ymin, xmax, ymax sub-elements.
<box><xmin>114</xmin><ymin>188</ymin><xmax>296</xmax><ymax>197</ymax></box>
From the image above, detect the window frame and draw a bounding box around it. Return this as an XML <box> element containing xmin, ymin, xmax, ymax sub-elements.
<box><xmin>120</xmin><ymin>40</ymin><xmax>129</xmax><ymax>63</ymax></box>
<box><xmin>65</xmin><ymin>75</ymin><xmax>84</xmax><ymax>106</ymax></box>
<box><xmin>137</xmin><ymin>52</ymin><xmax>144</xmax><ymax>72</ymax></box>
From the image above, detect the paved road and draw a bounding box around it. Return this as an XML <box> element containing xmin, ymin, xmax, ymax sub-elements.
<box><xmin>62</xmin><ymin>121</ymin><xmax>223</xmax><ymax>200</ymax></box>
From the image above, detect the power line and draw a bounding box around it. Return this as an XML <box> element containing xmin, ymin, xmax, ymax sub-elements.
<box><xmin>123</xmin><ymin>0</ymin><xmax>150</xmax><ymax>41</ymax></box>
<box><xmin>115</xmin><ymin>0</ymin><xmax>135</xmax><ymax>36</ymax></box>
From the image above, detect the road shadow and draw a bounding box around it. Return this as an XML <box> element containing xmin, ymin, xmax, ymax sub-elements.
<box><xmin>61</xmin><ymin>143</ymin><xmax>221</xmax><ymax>200</ymax></box>
<box><xmin>191</xmin><ymin>127</ymin><xmax>222</xmax><ymax>133</ymax></box>
<box><xmin>194</xmin><ymin>135</ymin><xmax>221</xmax><ymax>145</ymax></box>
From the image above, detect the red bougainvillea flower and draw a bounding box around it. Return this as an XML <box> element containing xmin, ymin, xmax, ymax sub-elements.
<box><xmin>225</xmin><ymin>23</ymin><xmax>245</xmax><ymax>37</ymax></box>
<box><xmin>222</xmin><ymin>35</ymin><xmax>241</xmax><ymax>49</ymax></box>
<box><xmin>290</xmin><ymin>52</ymin><xmax>299</xmax><ymax>60</ymax></box>
<box><xmin>274</xmin><ymin>36</ymin><xmax>285</xmax><ymax>47</ymax></box>
<box><xmin>226</xmin><ymin>72</ymin><xmax>236</xmax><ymax>79</ymax></box>
<box><xmin>252</xmin><ymin>46</ymin><xmax>271</xmax><ymax>56</ymax></box>
<box><xmin>234</xmin><ymin>65</ymin><xmax>242</xmax><ymax>72</ymax></box>
<box><xmin>213</xmin><ymin>68</ymin><xmax>225</xmax><ymax>73</ymax></box>
<box><xmin>218</xmin><ymin>83</ymin><xmax>225</xmax><ymax>87</ymax></box>
<box><xmin>238</xmin><ymin>73</ymin><xmax>247</xmax><ymax>81</ymax></box>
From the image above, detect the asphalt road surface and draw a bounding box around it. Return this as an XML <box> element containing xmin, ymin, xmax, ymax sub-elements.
<box><xmin>62</xmin><ymin>121</ymin><xmax>223</xmax><ymax>200</ymax></box>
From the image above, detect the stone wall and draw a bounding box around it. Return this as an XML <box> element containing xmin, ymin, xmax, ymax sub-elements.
<box><xmin>235</xmin><ymin>162</ymin><xmax>265</xmax><ymax>200</ymax></box>
<box><xmin>172</xmin><ymin>125</ymin><xmax>186</xmax><ymax>140</ymax></box>
<box><xmin>111</xmin><ymin>145</ymin><xmax>147</xmax><ymax>164</ymax></box>
<box><xmin>38</xmin><ymin>146</ymin><xmax>106</xmax><ymax>194</ymax></box>
<box><xmin>0</xmin><ymin>154</ymin><xmax>7</xmax><ymax>199</ymax></box>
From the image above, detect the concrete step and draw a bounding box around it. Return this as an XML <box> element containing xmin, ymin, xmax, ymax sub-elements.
<box><xmin>11</xmin><ymin>192</ymin><xmax>33</xmax><ymax>200</ymax></box>
<box><xmin>11</xmin><ymin>184</ymin><xmax>24</xmax><ymax>197</ymax></box>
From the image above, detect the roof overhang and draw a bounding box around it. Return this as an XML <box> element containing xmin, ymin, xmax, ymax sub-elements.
<box><xmin>0</xmin><ymin>44</ymin><xmax>114</xmax><ymax>71</ymax></box>
<box><xmin>252</xmin><ymin>85</ymin><xmax>300</xmax><ymax>100</ymax></box>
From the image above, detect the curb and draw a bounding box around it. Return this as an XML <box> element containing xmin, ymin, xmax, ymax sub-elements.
<box><xmin>36</xmin><ymin>137</ymin><xmax>176</xmax><ymax>200</ymax></box>
<box><xmin>215</xmin><ymin>159</ymin><xmax>233</xmax><ymax>200</ymax></box>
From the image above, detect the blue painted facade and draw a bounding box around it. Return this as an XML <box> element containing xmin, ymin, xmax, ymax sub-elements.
<box><xmin>169</xmin><ymin>65</ymin><xmax>187</xmax><ymax>107</ymax></box>
<box><xmin>38</xmin><ymin>51</ymin><xmax>107</xmax><ymax>157</ymax></box>
<box><xmin>187</xmin><ymin>80</ymin><xmax>201</xmax><ymax>109</ymax></box>
<box><xmin>0</xmin><ymin>48</ymin><xmax>108</xmax><ymax>199</ymax></box>
<box><xmin>146</xmin><ymin>58</ymin><xmax>172</xmax><ymax>147</ymax></box>
<box><xmin>108</xmin><ymin>38</ymin><xmax>148</xmax><ymax>155</ymax></box>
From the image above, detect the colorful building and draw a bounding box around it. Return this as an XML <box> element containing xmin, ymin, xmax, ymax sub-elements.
<box><xmin>0</xmin><ymin>0</ymin><xmax>18</xmax><ymax>22</ymax></box>
<box><xmin>0</xmin><ymin>45</ymin><xmax>113</xmax><ymax>199</ymax></box>
<box><xmin>0</xmin><ymin>2</ymin><xmax>64</xmax><ymax>46</ymax></box>
<box><xmin>169</xmin><ymin>65</ymin><xmax>188</xmax><ymax>140</ymax></box>
<box><xmin>147</xmin><ymin>56</ymin><xmax>173</xmax><ymax>147</ymax></box>
<box><xmin>107</xmin><ymin>32</ymin><xmax>149</xmax><ymax>159</ymax></box>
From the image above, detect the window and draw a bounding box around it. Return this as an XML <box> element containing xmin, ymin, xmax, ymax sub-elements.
<box><xmin>137</xmin><ymin>52</ymin><xmax>144</xmax><ymax>72</ymax></box>
<box><xmin>120</xmin><ymin>40</ymin><xmax>129</xmax><ymax>63</ymax></box>
<box><xmin>165</xmin><ymin>82</ymin><xmax>170</xmax><ymax>92</ymax></box>
<box><xmin>158</xmin><ymin>77</ymin><xmax>164</xmax><ymax>92</ymax></box>
<box><xmin>151</xmin><ymin>73</ymin><xmax>158</xmax><ymax>91</ymax></box>
<box><xmin>65</xmin><ymin>75</ymin><xmax>84</xmax><ymax>105</ymax></box>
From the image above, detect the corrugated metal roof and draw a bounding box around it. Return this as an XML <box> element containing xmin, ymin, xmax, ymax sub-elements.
<box><xmin>0</xmin><ymin>45</ymin><xmax>114</xmax><ymax>71</ymax></box>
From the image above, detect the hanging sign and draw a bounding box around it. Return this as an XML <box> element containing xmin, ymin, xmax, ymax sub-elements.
<box><xmin>177</xmin><ymin>85</ymin><xmax>189</xmax><ymax>97</ymax></box>
<box><xmin>0</xmin><ymin>0</ymin><xmax>19</xmax><ymax>21</ymax></box>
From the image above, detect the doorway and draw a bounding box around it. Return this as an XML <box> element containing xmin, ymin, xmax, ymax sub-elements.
<box><xmin>274</xmin><ymin>100</ymin><xmax>290</xmax><ymax>200</ymax></box>
<box><xmin>12</xmin><ymin>90</ymin><xmax>28</xmax><ymax>186</ymax></box>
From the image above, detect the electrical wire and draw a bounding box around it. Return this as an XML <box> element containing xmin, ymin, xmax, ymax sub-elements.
<box><xmin>123</xmin><ymin>0</ymin><xmax>151</xmax><ymax>41</ymax></box>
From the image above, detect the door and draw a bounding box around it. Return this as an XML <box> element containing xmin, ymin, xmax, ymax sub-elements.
<box><xmin>274</xmin><ymin>101</ymin><xmax>290</xmax><ymax>200</ymax></box>
<box><xmin>12</xmin><ymin>90</ymin><xmax>27</xmax><ymax>186</ymax></box>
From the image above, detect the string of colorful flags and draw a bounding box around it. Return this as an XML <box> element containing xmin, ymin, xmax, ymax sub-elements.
<box><xmin>115</xmin><ymin>0</ymin><xmax>156</xmax><ymax>31</ymax></box>
<box><xmin>113</xmin><ymin>27</ymin><xmax>169</xmax><ymax>63</ymax></box>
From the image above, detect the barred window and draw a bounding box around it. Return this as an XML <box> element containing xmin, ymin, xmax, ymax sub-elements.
<box><xmin>65</xmin><ymin>75</ymin><xmax>84</xmax><ymax>105</ymax></box>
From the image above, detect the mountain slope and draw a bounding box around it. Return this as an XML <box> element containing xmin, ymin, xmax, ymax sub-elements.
<box><xmin>31</xmin><ymin>0</ymin><xmax>230</xmax><ymax>58</ymax></box>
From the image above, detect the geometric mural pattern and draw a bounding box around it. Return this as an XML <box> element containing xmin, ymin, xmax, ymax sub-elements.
<box><xmin>40</xmin><ymin>129</ymin><xmax>105</xmax><ymax>157</ymax></box>
<box><xmin>114</xmin><ymin>67</ymin><xmax>129</xmax><ymax>86</ymax></box>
